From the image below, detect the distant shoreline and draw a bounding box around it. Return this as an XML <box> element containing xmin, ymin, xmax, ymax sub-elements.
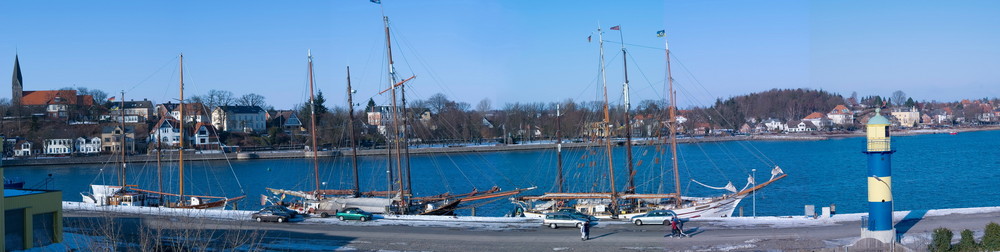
<box><xmin>5</xmin><ymin>126</ymin><xmax>998</xmax><ymax>167</ymax></box>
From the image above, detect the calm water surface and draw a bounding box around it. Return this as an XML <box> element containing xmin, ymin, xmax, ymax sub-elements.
<box><xmin>5</xmin><ymin>130</ymin><xmax>999</xmax><ymax>217</ymax></box>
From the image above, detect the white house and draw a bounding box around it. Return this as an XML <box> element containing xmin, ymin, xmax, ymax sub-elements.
<box><xmin>157</xmin><ymin>102</ymin><xmax>211</xmax><ymax>124</ymax></box>
<box><xmin>827</xmin><ymin>105</ymin><xmax>854</xmax><ymax>125</ymax></box>
<box><xmin>14</xmin><ymin>141</ymin><xmax>34</xmax><ymax>157</ymax></box>
<box><xmin>802</xmin><ymin>112</ymin><xmax>830</xmax><ymax>129</ymax></box>
<box><xmin>150</xmin><ymin>116</ymin><xmax>183</xmax><ymax>147</ymax></box>
<box><xmin>75</xmin><ymin>137</ymin><xmax>102</xmax><ymax>154</ymax></box>
<box><xmin>44</xmin><ymin>139</ymin><xmax>74</xmax><ymax>155</ymax></box>
<box><xmin>212</xmin><ymin>106</ymin><xmax>267</xmax><ymax>133</ymax></box>
<box><xmin>785</xmin><ymin>120</ymin><xmax>816</xmax><ymax>133</ymax></box>
<box><xmin>762</xmin><ymin>118</ymin><xmax>785</xmax><ymax>132</ymax></box>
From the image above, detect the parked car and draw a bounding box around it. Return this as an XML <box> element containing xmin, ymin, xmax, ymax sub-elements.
<box><xmin>251</xmin><ymin>209</ymin><xmax>292</xmax><ymax>223</ymax></box>
<box><xmin>556</xmin><ymin>208</ymin><xmax>598</xmax><ymax>221</ymax></box>
<box><xmin>630</xmin><ymin>209</ymin><xmax>678</xmax><ymax>226</ymax></box>
<box><xmin>542</xmin><ymin>213</ymin><xmax>588</xmax><ymax>229</ymax></box>
<box><xmin>262</xmin><ymin>205</ymin><xmax>299</xmax><ymax>218</ymax></box>
<box><xmin>335</xmin><ymin>207</ymin><xmax>373</xmax><ymax>221</ymax></box>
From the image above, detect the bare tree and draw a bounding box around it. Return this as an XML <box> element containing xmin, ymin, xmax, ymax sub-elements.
<box><xmin>237</xmin><ymin>93</ymin><xmax>267</xmax><ymax>107</ymax></box>
<box><xmin>202</xmin><ymin>89</ymin><xmax>235</xmax><ymax>109</ymax></box>
<box><xmin>476</xmin><ymin>98</ymin><xmax>492</xmax><ymax>112</ymax></box>
<box><xmin>892</xmin><ymin>90</ymin><xmax>907</xmax><ymax>106</ymax></box>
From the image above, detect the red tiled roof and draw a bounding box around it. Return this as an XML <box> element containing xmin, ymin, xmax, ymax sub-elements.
<box><xmin>20</xmin><ymin>90</ymin><xmax>92</xmax><ymax>106</ymax></box>
<box><xmin>803</xmin><ymin>112</ymin><xmax>826</xmax><ymax>120</ymax></box>
<box><xmin>829</xmin><ymin>105</ymin><xmax>849</xmax><ymax>114</ymax></box>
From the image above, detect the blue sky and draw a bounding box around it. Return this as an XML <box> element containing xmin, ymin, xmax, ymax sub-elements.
<box><xmin>2</xmin><ymin>1</ymin><xmax>999</xmax><ymax>110</ymax></box>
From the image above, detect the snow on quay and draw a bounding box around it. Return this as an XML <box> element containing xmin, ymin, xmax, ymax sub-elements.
<box><xmin>63</xmin><ymin>201</ymin><xmax>1000</xmax><ymax>230</ymax></box>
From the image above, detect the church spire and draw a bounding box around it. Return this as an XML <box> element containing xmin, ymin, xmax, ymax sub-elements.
<box><xmin>12</xmin><ymin>54</ymin><xmax>23</xmax><ymax>106</ymax></box>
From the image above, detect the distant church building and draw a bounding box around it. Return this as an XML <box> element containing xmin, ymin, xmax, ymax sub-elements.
<box><xmin>12</xmin><ymin>55</ymin><xmax>22</xmax><ymax>106</ymax></box>
<box><xmin>10</xmin><ymin>55</ymin><xmax>93</xmax><ymax>119</ymax></box>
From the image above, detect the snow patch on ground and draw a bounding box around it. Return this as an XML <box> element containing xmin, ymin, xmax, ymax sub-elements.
<box><xmin>713</xmin><ymin>243</ymin><xmax>756</xmax><ymax>251</ymax></box>
<box><xmin>63</xmin><ymin>201</ymin><xmax>1000</xmax><ymax>231</ymax></box>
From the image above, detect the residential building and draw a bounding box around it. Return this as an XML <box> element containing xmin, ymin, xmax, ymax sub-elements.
<box><xmin>802</xmin><ymin>112</ymin><xmax>830</xmax><ymax>129</ymax></box>
<box><xmin>156</xmin><ymin>102</ymin><xmax>211</xmax><ymax>123</ymax></box>
<box><xmin>13</xmin><ymin>141</ymin><xmax>33</xmax><ymax>157</ymax></box>
<box><xmin>74</xmin><ymin>137</ymin><xmax>102</xmax><ymax>154</ymax></box>
<box><xmin>103</xmin><ymin>100</ymin><xmax>154</xmax><ymax>123</ymax></box>
<box><xmin>270</xmin><ymin>110</ymin><xmax>304</xmax><ymax>133</ymax></box>
<box><xmin>43</xmin><ymin>139</ymin><xmax>73</xmax><ymax>155</ymax></box>
<box><xmin>150</xmin><ymin>116</ymin><xmax>182</xmax><ymax>147</ymax></box>
<box><xmin>100</xmin><ymin>125</ymin><xmax>136</xmax><ymax>154</ymax></box>
<box><xmin>212</xmin><ymin>106</ymin><xmax>267</xmax><ymax>133</ymax></box>
<box><xmin>366</xmin><ymin>105</ymin><xmax>394</xmax><ymax>136</ymax></box>
<box><xmin>785</xmin><ymin>120</ymin><xmax>816</xmax><ymax>132</ymax></box>
<box><xmin>193</xmin><ymin>123</ymin><xmax>221</xmax><ymax>150</ymax></box>
<box><xmin>890</xmin><ymin>107</ymin><xmax>920</xmax><ymax>128</ymax></box>
<box><xmin>827</xmin><ymin>105</ymin><xmax>854</xmax><ymax>125</ymax></box>
<box><xmin>762</xmin><ymin>118</ymin><xmax>785</xmax><ymax>132</ymax></box>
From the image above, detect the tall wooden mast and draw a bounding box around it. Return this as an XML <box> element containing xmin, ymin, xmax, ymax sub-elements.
<box><xmin>556</xmin><ymin>104</ymin><xmax>563</xmax><ymax>193</ymax></box>
<box><xmin>598</xmin><ymin>25</ymin><xmax>619</xmax><ymax>218</ymax></box>
<box><xmin>308</xmin><ymin>50</ymin><xmax>321</xmax><ymax>194</ymax></box>
<box><xmin>347</xmin><ymin>66</ymin><xmax>360</xmax><ymax>197</ymax></box>
<box><xmin>384</xmin><ymin>15</ymin><xmax>407</xmax><ymax>212</ymax></box>
<box><xmin>178</xmin><ymin>53</ymin><xmax>186</xmax><ymax>202</ymax></box>
<box><xmin>666</xmin><ymin>38</ymin><xmax>682</xmax><ymax>208</ymax></box>
<box><xmin>617</xmin><ymin>26</ymin><xmax>636</xmax><ymax>195</ymax></box>
<box><xmin>119</xmin><ymin>91</ymin><xmax>127</xmax><ymax>187</ymax></box>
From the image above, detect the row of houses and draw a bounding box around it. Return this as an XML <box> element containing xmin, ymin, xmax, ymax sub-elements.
<box><xmin>103</xmin><ymin>101</ymin><xmax>274</xmax><ymax>134</ymax></box>
<box><xmin>6</xmin><ymin>121</ymin><xmax>226</xmax><ymax>157</ymax></box>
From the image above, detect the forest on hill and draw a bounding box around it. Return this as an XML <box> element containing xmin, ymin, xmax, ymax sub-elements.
<box><xmin>689</xmin><ymin>88</ymin><xmax>846</xmax><ymax>129</ymax></box>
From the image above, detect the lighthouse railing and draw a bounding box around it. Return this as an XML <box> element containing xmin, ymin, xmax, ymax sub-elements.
<box><xmin>865</xmin><ymin>138</ymin><xmax>891</xmax><ymax>152</ymax></box>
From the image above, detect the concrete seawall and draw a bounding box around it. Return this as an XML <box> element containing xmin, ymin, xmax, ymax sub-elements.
<box><xmin>1</xmin><ymin>135</ymin><xmax>828</xmax><ymax>167</ymax></box>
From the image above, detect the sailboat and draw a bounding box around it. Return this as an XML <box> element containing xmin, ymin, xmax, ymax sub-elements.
<box><xmin>514</xmin><ymin>27</ymin><xmax>786</xmax><ymax>220</ymax></box>
<box><xmin>81</xmin><ymin>54</ymin><xmax>246</xmax><ymax>209</ymax></box>
<box><xmin>265</xmin><ymin>15</ymin><xmax>533</xmax><ymax>217</ymax></box>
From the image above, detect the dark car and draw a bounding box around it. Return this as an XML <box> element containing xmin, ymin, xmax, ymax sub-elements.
<box><xmin>335</xmin><ymin>207</ymin><xmax>374</xmax><ymax>221</ymax></box>
<box><xmin>556</xmin><ymin>208</ymin><xmax>598</xmax><ymax>221</ymax></box>
<box><xmin>251</xmin><ymin>209</ymin><xmax>292</xmax><ymax>223</ymax></box>
<box><xmin>262</xmin><ymin>205</ymin><xmax>299</xmax><ymax>218</ymax></box>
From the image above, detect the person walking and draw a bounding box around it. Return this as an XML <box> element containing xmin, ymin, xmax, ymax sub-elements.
<box><xmin>580</xmin><ymin>220</ymin><xmax>591</xmax><ymax>241</ymax></box>
<box><xmin>670</xmin><ymin>217</ymin><xmax>680</xmax><ymax>238</ymax></box>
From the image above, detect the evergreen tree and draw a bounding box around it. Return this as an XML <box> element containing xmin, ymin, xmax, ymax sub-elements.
<box><xmin>929</xmin><ymin>227</ymin><xmax>953</xmax><ymax>252</ymax></box>
<box><xmin>314</xmin><ymin>90</ymin><xmax>329</xmax><ymax>115</ymax></box>
<box><xmin>983</xmin><ymin>222</ymin><xmax>1000</xmax><ymax>250</ymax></box>
<box><xmin>956</xmin><ymin>229</ymin><xmax>979</xmax><ymax>251</ymax></box>
<box><xmin>366</xmin><ymin>98</ymin><xmax>376</xmax><ymax>112</ymax></box>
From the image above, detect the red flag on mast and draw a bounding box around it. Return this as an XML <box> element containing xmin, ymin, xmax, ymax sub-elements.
<box><xmin>610</xmin><ymin>25</ymin><xmax>621</xmax><ymax>30</ymax></box>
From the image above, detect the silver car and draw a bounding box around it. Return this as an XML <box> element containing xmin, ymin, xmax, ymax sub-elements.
<box><xmin>630</xmin><ymin>210</ymin><xmax>678</xmax><ymax>226</ymax></box>
<box><xmin>542</xmin><ymin>213</ymin><xmax>588</xmax><ymax>229</ymax></box>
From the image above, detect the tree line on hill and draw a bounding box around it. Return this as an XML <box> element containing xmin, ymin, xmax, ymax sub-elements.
<box><xmin>2</xmin><ymin>87</ymin><xmax>997</xmax><ymax>152</ymax></box>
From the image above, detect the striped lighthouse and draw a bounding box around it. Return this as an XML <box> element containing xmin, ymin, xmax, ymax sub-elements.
<box><xmin>862</xmin><ymin>108</ymin><xmax>896</xmax><ymax>243</ymax></box>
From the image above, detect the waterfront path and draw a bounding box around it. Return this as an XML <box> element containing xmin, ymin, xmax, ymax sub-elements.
<box><xmin>60</xmin><ymin>206</ymin><xmax>1000</xmax><ymax>251</ymax></box>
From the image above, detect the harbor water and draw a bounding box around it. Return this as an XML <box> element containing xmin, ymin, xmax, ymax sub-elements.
<box><xmin>5</xmin><ymin>130</ymin><xmax>999</xmax><ymax>217</ymax></box>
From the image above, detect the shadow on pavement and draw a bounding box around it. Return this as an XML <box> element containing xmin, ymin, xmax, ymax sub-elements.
<box><xmin>894</xmin><ymin>209</ymin><xmax>928</xmax><ymax>238</ymax></box>
<box><xmin>590</xmin><ymin>231</ymin><xmax>618</xmax><ymax>240</ymax></box>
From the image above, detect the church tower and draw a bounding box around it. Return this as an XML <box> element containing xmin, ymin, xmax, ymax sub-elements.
<box><xmin>12</xmin><ymin>54</ymin><xmax>23</xmax><ymax>106</ymax></box>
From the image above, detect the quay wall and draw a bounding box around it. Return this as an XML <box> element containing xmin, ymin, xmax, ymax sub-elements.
<box><xmin>2</xmin><ymin>135</ymin><xmax>827</xmax><ymax>167</ymax></box>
